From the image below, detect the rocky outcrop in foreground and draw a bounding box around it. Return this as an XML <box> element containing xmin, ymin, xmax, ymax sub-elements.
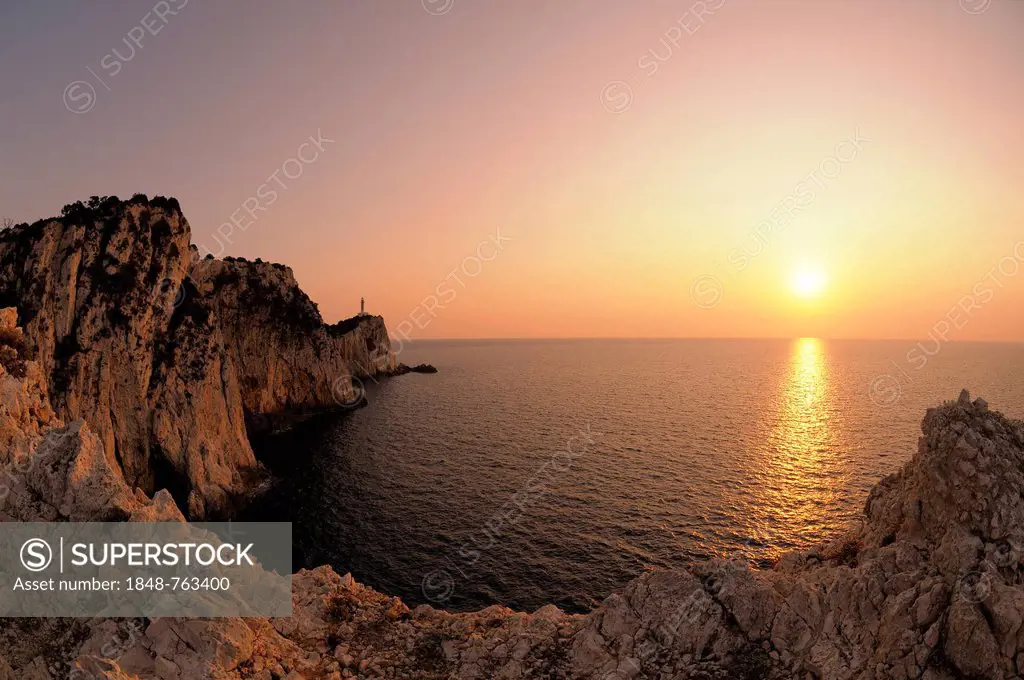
<box><xmin>0</xmin><ymin>197</ymin><xmax>397</xmax><ymax>517</ymax></box>
<box><xmin>3</xmin><ymin>298</ymin><xmax>1024</xmax><ymax>678</ymax></box>
<box><xmin>569</xmin><ymin>390</ymin><xmax>1024</xmax><ymax>679</ymax></box>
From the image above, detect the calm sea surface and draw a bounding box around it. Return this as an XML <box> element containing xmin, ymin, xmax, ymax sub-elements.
<box><xmin>245</xmin><ymin>338</ymin><xmax>1024</xmax><ymax>613</ymax></box>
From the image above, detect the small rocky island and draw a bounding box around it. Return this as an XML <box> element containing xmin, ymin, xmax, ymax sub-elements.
<box><xmin>394</xmin><ymin>363</ymin><xmax>439</xmax><ymax>375</ymax></box>
<box><xmin>2</xmin><ymin>197</ymin><xmax>1023</xmax><ymax>678</ymax></box>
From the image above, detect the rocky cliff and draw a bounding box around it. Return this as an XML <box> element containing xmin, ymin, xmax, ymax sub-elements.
<box><xmin>4</xmin><ymin>298</ymin><xmax>1024</xmax><ymax>678</ymax></box>
<box><xmin>0</xmin><ymin>308</ymin><xmax>183</xmax><ymax>524</ymax></box>
<box><xmin>187</xmin><ymin>255</ymin><xmax>395</xmax><ymax>429</ymax></box>
<box><xmin>0</xmin><ymin>196</ymin><xmax>396</xmax><ymax>518</ymax></box>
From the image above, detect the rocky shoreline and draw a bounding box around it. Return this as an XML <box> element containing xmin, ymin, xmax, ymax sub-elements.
<box><xmin>2</xmin><ymin>197</ymin><xmax>1024</xmax><ymax>678</ymax></box>
<box><xmin>0</xmin><ymin>196</ymin><xmax>400</xmax><ymax>519</ymax></box>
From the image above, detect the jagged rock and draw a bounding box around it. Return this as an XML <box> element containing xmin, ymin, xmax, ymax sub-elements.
<box><xmin>0</xmin><ymin>198</ymin><xmax>397</xmax><ymax>517</ymax></box>
<box><xmin>1</xmin><ymin>306</ymin><xmax>55</xmax><ymax>454</ymax></box>
<box><xmin>2</xmin><ymin>421</ymin><xmax>182</xmax><ymax>523</ymax></box>
<box><xmin>1</xmin><ymin>310</ymin><xmax>183</xmax><ymax>524</ymax></box>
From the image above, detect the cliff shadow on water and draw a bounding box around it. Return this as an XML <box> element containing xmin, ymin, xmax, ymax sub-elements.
<box><xmin>240</xmin><ymin>405</ymin><xmax>363</xmax><ymax>580</ymax></box>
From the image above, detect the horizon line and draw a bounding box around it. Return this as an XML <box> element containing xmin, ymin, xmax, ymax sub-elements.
<box><xmin>386</xmin><ymin>335</ymin><xmax>1024</xmax><ymax>345</ymax></box>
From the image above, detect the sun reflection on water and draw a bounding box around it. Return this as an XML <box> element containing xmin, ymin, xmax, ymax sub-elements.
<box><xmin>751</xmin><ymin>338</ymin><xmax>848</xmax><ymax>557</ymax></box>
<box><xmin>790</xmin><ymin>337</ymin><xmax>827</xmax><ymax>408</ymax></box>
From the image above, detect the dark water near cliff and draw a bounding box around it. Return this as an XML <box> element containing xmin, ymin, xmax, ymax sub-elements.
<box><xmin>244</xmin><ymin>338</ymin><xmax>1024</xmax><ymax>613</ymax></box>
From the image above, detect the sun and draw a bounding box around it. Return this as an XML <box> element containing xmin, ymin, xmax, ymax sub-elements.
<box><xmin>791</xmin><ymin>267</ymin><xmax>826</xmax><ymax>298</ymax></box>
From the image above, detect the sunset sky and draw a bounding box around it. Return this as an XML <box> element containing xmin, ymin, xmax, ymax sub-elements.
<box><xmin>1</xmin><ymin>1</ymin><xmax>1023</xmax><ymax>341</ymax></box>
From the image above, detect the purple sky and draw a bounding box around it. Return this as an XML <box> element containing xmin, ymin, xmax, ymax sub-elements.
<box><xmin>2</xmin><ymin>1</ymin><xmax>1023</xmax><ymax>340</ymax></box>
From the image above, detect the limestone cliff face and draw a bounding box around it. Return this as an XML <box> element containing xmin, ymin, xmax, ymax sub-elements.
<box><xmin>188</xmin><ymin>256</ymin><xmax>395</xmax><ymax>425</ymax></box>
<box><xmin>0</xmin><ymin>197</ymin><xmax>197</xmax><ymax>498</ymax></box>
<box><xmin>147</xmin><ymin>282</ymin><xmax>257</xmax><ymax>519</ymax></box>
<box><xmin>0</xmin><ymin>197</ymin><xmax>395</xmax><ymax>517</ymax></box>
<box><xmin>0</xmin><ymin>308</ymin><xmax>56</xmax><ymax>466</ymax></box>
<box><xmin>328</xmin><ymin>313</ymin><xmax>398</xmax><ymax>380</ymax></box>
<box><xmin>0</xmin><ymin>307</ymin><xmax>182</xmax><ymax>523</ymax></box>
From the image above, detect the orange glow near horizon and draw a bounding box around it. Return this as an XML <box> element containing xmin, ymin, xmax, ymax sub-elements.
<box><xmin>4</xmin><ymin>2</ymin><xmax>1024</xmax><ymax>341</ymax></box>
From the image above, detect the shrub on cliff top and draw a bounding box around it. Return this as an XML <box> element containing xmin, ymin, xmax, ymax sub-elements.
<box><xmin>61</xmin><ymin>195</ymin><xmax>120</xmax><ymax>222</ymax></box>
<box><xmin>148</xmin><ymin>195</ymin><xmax>181</xmax><ymax>213</ymax></box>
<box><xmin>59</xmin><ymin>195</ymin><xmax>182</xmax><ymax>225</ymax></box>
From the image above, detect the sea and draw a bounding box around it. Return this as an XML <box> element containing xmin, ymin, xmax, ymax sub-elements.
<box><xmin>243</xmin><ymin>338</ymin><xmax>1024</xmax><ymax>614</ymax></box>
